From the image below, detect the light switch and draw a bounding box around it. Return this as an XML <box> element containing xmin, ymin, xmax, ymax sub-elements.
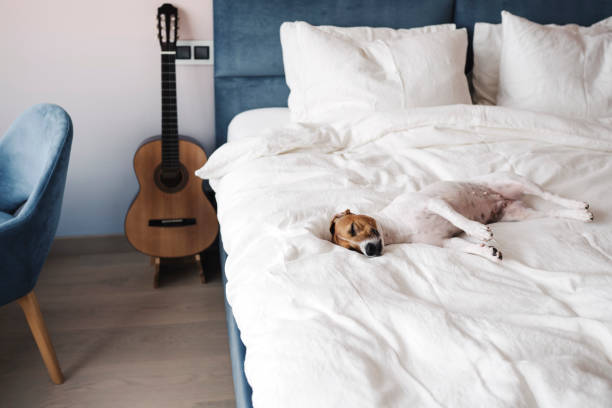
<box><xmin>175</xmin><ymin>40</ymin><xmax>214</xmax><ymax>65</ymax></box>
<box><xmin>194</xmin><ymin>46</ymin><xmax>210</xmax><ymax>60</ymax></box>
<box><xmin>176</xmin><ymin>45</ymin><xmax>191</xmax><ymax>60</ymax></box>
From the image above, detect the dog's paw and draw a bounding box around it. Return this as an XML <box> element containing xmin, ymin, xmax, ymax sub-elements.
<box><xmin>554</xmin><ymin>208</ymin><xmax>593</xmax><ymax>222</ymax></box>
<box><xmin>478</xmin><ymin>243</ymin><xmax>503</xmax><ymax>262</ymax></box>
<box><xmin>569</xmin><ymin>209</ymin><xmax>593</xmax><ymax>222</ymax></box>
<box><xmin>489</xmin><ymin>246</ymin><xmax>503</xmax><ymax>262</ymax></box>
<box><xmin>562</xmin><ymin>199</ymin><xmax>590</xmax><ymax>210</ymax></box>
<box><xmin>467</xmin><ymin>223</ymin><xmax>494</xmax><ymax>242</ymax></box>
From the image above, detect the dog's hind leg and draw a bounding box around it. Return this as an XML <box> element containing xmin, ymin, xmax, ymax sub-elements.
<box><xmin>478</xmin><ymin>172</ymin><xmax>589</xmax><ymax>210</ymax></box>
<box><xmin>443</xmin><ymin>237</ymin><xmax>502</xmax><ymax>262</ymax></box>
<box><xmin>501</xmin><ymin>200</ymin><xmax>593</xmax><ymax>222</ymax></box>
<box><xmin>427</xmin><ymin>198</ymin><xmax>494</xmax><ymax>241</ymax></box>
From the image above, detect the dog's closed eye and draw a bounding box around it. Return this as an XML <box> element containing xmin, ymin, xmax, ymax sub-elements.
<box><xmin>350</xmin><ymin>223</ymin><xmax>356</xmax><ymax>236</ymax></box>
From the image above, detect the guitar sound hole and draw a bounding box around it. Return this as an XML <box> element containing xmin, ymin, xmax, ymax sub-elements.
<box><xmin>161</xmin><ymin>169</ymin><xmax>182</xmax><ymax>187</ymax></box>
<box><xmin>154</xmin><ymin>164</ymin><xmax>188</xmax><ymax>193</ymax></box>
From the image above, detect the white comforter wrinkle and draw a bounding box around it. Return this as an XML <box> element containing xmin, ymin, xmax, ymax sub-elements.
<box><xmin>197</xmin><ymin>105</ymin><xmax>612</xmax><ymax>407</ymax></box>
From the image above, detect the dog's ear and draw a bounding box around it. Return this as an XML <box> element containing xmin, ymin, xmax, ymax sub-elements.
<box><xmin>329</xmin><ymin>209</ymin><xmax>352</xmax><ymax>239</ymax></box>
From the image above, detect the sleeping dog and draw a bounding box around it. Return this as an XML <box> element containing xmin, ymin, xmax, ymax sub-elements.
<box><xmin>329</xmin><ymin>172</ymin><xmax>593</xmax><ymax>261</ymax></box>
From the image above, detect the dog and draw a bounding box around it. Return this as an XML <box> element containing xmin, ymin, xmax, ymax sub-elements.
<box><xmin>329</xmin><ymin>172</ymin><xmax>593</xmax><ymax>261</ymax></box>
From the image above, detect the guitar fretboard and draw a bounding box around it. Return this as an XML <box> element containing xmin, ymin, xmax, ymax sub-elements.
<box><xmin>161</xmin><ymin>52</ymin><xmax>179</xmax><ymax>170</ymax></box>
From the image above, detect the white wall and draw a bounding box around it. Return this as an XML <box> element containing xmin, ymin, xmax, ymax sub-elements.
<box><xmin>0</xmin><ymin>0</ymin><xmax>214</xmax><ymax>236</ymax></box>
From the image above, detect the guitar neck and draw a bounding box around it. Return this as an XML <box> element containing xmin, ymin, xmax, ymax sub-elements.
<box><xmin>161</xmin><ymin>51</ymin><xmax>179</xmax><ymax>169</ymax></box>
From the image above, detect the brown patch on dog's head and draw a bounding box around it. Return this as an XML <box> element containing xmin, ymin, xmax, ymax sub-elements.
<box><xmin>329</xmin><ymin>209</ymin><xmax>382</xmax><ymax>256</ymax></box>
<box><xmin>329</xmin><ymin>209</ymin><xmax>351</xmax><ymax>238</ymax></box>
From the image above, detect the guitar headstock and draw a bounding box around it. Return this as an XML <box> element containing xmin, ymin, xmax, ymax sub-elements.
<box><xmin>157</xmin><ymin>3</ymin><xmax>178</xmax><ymax>51</ymax></box>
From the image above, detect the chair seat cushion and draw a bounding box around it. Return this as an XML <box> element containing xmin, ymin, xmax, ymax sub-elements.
<box><xmin>0</xmin><ymin>211</ymin><xmax>13</xmax><ymax>225</ymax></box>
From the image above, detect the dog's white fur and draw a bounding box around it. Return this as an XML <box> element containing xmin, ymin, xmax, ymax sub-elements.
<box><xmin>353</xmin><ymin>220</ymin><xmax>385</xmax><ymax>256</ymax></box>
<box><xmin>367</xmin><ymin>172</ymin><xmax>592</xmax><ymax>261</ymax></box>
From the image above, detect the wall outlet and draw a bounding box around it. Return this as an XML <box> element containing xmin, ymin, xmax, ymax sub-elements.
<box><xmin>175</xmin><ymin>40</ymin><xmax>214</xmax><ymax>65</ymax></box>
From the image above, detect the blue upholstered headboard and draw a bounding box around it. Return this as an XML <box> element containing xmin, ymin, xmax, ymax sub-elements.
<box><xmin>213</xmin><ymin>0</ymin><xmax>612</xmax><ymax>149</ymax></box>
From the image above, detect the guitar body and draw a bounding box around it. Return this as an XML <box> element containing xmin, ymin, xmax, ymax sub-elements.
<box><xmin>125</xmin><ymin>136</ymin><xmax>218</xmax><ymax>258</ymax></box>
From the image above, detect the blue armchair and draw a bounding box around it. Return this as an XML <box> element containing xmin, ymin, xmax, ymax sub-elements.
<box><xmin>0</xmin><ymin>103</ymin><xmax>73</xmax><ymax>384</ymax></box>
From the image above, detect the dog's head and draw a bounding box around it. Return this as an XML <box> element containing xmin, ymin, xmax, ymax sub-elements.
<box><xmin>329</xmin><ymin>209</ymin><xmax>383</xmax><ymax>257</ymax></box>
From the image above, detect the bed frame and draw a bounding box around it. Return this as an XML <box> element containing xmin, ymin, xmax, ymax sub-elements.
<box><xmin>212</xmin><ymin>1</ymin><xmax>612</xmax><ymax>406</ymax></box>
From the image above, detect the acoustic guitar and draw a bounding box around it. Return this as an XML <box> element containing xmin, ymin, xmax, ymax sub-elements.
<box><xmin>125</xmin><ymin>3</ymin><xmax>218</xmax><ymax>260</ymax></box>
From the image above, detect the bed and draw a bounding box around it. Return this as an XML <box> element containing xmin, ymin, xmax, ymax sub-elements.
<box><xmin>210</xmin><ymin>1</ymin><xmax>612</xmax><ymax>407</ymax></box>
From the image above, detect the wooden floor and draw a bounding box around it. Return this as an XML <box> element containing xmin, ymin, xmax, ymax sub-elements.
<box><xmin>0</xmin><ymin>248</ymin><xmax>235</xmax><ymax>408</ymax></box>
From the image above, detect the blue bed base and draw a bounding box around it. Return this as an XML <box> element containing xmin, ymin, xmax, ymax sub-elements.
<box><xmin>219</xmin><ymin>238</ymin><xmax>253</xmax><ymax>407</ymax></box>
<box><xmin>213</xmin><ymin>1</ymin><xmax>612</xmax><ymax>406</ymax></box>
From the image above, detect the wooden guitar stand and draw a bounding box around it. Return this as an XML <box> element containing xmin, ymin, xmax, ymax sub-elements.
<box><xmin>151</xmin><ymin>254</ymin><xmax>206</xmax><ymax>289</ymax></box>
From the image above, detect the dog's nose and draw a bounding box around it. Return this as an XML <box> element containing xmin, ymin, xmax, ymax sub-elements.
<box><xmin>365</xmin><ymin>241</ymin><xmax>382</xmax><ymax>257</ymax></box>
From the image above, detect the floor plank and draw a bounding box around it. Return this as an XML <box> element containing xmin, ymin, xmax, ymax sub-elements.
<box><xmin>0</xmin><ymin>248</ymin><xmax>235</xmax><ymax>408</ymax></box>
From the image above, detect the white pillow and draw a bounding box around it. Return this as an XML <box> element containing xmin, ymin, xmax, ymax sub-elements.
<box><xmin>227</xmin><ymin>108</ymin><xmax>291</xmax><ymax>142</ymax></box>
<box><xmin>498</xmin><ymin>11</ymin><xmax>612</xmax><ymax>118</ymax></box>
<box><xmin>471</xmin><ymin>23</ymin><xmax>502</xmax><ymax>105</ymax></box>
<box><xmin>280</xmin><ymin>21</ymin><xmax>471</xmax><ymax>124</ymax></box>
<box><xmin>471</xmin><ymin>16</ymin><xmax>612</xmax><ymax>106</ymax></box>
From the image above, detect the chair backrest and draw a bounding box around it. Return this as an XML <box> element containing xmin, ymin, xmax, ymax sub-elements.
<box><xmin>0</xmin><ymin>104</ymin><xmax>72</xmax><ymax>214</ymax></box>
<box><xmin>0</xmin><ymin>104</ymin><xmax>72</xmax><ymax>305</ymax></box>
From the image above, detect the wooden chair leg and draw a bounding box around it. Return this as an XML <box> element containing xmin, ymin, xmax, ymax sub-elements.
<box><xmin>17</xmin><ymin>291</ymin><xmax>64</xmax><ymax>385</ymax></box>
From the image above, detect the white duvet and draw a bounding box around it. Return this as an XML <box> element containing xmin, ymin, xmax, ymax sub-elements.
<box><xmin>197</xmin><ymin>105</ymin><xmax>612</xmax><ymax>408</ymax></box>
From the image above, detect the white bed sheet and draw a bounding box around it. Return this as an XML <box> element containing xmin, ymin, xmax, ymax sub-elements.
<box><xmin>198</xmin><ymin>105</ymin><xmax>612</xmax><ymax>408</ymax></box>
<box><xmin>227</xmin><ymin>108</ymin><xmax>291</xmax><ymax>142</ymax></box>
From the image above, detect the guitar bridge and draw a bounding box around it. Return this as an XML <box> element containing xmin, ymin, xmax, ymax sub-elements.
<box><xmin>148</xmin><ymin>218</ymin><xmax>196</xmax><ymax>227</ymax></box>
